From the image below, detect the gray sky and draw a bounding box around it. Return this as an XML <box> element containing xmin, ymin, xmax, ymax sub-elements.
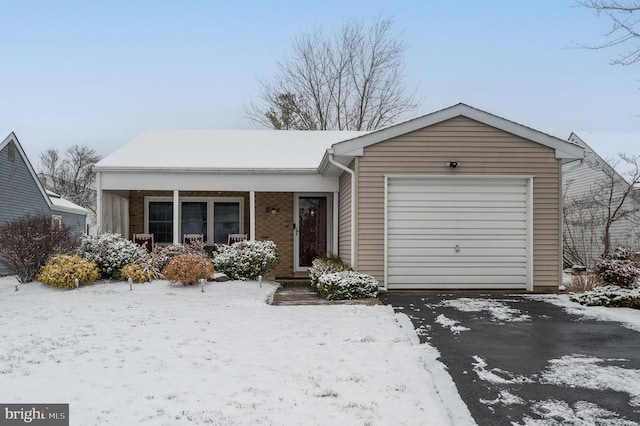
<box><xmin>1</xmin><ymin>0</ymin><xmax>638</xmax><ymax>164</ymax></box>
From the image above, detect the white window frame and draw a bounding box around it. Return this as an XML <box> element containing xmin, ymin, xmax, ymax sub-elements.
<box><xmin>51</xmin><ymin>215</ymin><xmax>62</xmax><ymax>229</ymax></box>
<box><xmin>144</xmin><ymin>196</ymin><xmax>244</xmax><ymax>245</ymax></box>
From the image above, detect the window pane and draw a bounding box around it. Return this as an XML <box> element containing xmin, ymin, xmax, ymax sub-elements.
<box><xmin>181</xmin><ymin>202</ymin><xmax>207</xmax><ymax>241</ymax></box>
<box><xmin>214</xmin><ymin>202</ymin><xmax>240</xmax><ymax>243</ymax></box>
<box><xmin>149</xmin><ymin>202</ymin><xmax>173</xmax><ymax>244</ymax></box>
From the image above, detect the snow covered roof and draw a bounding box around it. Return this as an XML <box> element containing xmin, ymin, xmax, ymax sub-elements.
<box><xmin>94</xmin><ymin>130</ymin><xmax>368</xmax><ymax>172</ymax></box>
<box><xmin>46</xmin><ymin>190</ymin><xmax>89</xmax><ymax>215</ymax></box>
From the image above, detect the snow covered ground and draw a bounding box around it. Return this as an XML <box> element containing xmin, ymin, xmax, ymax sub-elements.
<box><xmin>0</xmin><ymin>276</ymin><xmax>474</xmax><ymax>426</ymax></box>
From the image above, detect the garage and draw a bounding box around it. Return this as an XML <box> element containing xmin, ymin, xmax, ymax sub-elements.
<box><xmin>385</xmin><ymin>176</ymin><xmax>532</xmax><ymax>290</ymax></box>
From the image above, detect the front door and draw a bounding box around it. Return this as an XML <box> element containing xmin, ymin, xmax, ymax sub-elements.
<box><xmin>296</xmin><ymin>196</ymin><xmax>328</xmax><ymax>270</ymax></box>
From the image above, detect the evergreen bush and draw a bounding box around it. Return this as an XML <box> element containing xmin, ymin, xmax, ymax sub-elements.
<box><xmin>213</xmin><ymin>240</ymin><xmax>279</xmax><ymax>280</ymax></box>
<box><xmin>77</xmin><ymin>233</ymin><xmax>149</xmax><ymax>279</ymax></box>
<box><xmin>38</xmin><ymin>254</ymin><xmax>99</xmax><ymax>288</ymax></box>
<box><xmin>317</xmin><ymin>270</ymin><xmax>378</xmax><ymax>300</ymax></box>
<box><xmin>163</xmin><ymin>254</ymin><xmax>214</xmax><ymax>285</ymax></box>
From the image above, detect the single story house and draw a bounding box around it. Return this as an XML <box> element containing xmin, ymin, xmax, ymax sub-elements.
<box><xmin>0</xmin><ymin>132</ymin><xmax>88</xmax><ymax>274</ymax></box>
<box><xmin>94</xmin><ymin>103</ymin><xmax>584</xmax><ymax>292</ymax></box>
<box><xmin>563</xmin><ymin>132</ymin><xmax>639</xmax><ymax>265</ymax></box>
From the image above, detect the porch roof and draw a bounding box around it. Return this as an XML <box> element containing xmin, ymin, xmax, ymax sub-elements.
<box><xmin>94</xmin><ymin>129</ymin><xmax>367</xmax><ymax>172</ymax></box>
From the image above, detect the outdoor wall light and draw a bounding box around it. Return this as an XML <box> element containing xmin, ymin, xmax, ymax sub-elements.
<box><xmin>267</xmin><ymin>207</ymin><xmax>280</xmax><ymax>214</ymax></box>
<box><xmin>447</xmin><ymin>161</ymin><xmax>460</xmax><ymax>168</ymax></box>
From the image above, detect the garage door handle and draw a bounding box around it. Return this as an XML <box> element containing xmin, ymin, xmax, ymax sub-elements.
<box><xmin>454</xmin><ymin>245</ymin><xmax>461</xmax><ymax>253</ymax></box>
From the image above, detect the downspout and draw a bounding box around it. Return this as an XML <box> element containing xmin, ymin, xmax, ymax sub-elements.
<box><xmin>327</xmin><ymin>149</ymin><xmax>356</xmax><ymax>269</ymax></box>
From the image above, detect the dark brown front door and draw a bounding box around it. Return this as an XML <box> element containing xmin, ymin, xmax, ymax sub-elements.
<box><xmin>298</xmin><ymin>196</ymin><xmax>328</xmax><ymax>268</ymax></box>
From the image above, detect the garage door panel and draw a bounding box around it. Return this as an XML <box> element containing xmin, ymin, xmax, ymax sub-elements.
<box><xmin>386</xmin><ymin>176</ymin><xmax>529</xmax><ymax>290</ymax></box>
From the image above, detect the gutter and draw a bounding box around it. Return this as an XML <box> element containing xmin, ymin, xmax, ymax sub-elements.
<box><xmin>327</xmin><ymin>149</ymin><xmax>356</xmax><ymax>269</ymax></box>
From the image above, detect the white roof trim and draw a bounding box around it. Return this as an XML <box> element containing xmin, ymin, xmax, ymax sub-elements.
<box><xmin>328</xmin><ymin>103</ymin><xmax>584</xmax><ymax>160</ymax></box>
<box><xmin>1</xmin><ymin>132</ymin><xmax>53</xmax><ymax>210</ymax></box>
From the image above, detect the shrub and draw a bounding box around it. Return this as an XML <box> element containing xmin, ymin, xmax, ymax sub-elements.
<box><xmin>77</xmin><ymin>233</ymin><xmax>149</xmax><ymax>279</ymax></box>
<box><xmin>565</xmin><ymin>272</ymin><xmax>601</xmax><ymax>293</ymax></box>
<box><xmin>570</xmin><ymin>285</ymin><xmax>640</xmax><ymax>309</ymax></box>
<box><xmin>213</xmin><ymin>240</ymin><xmax>279</xmax><ymax>280</ymax></box>
<box><xmin>0</xmin><ymin>214</ymin><xmax>77</xmax><ymax>283</ymax></box>
<box><xmin>308</xmin><ymin>254</ymin><xmax>352</xmax><ymax>288</ymax></box>
<box><xmin>37</xmin><ymin>254</ymin><xmax>99</xmax><ymax>288</ymax></box>
<box><xmin>121</xmin><ymin>262</ymin><xmax>155</xmax><ymax>283</ymax></box>
<box><xmin>163</xmin><ymin>254</ymin><xmax>214</xmax><ymax>285</ymax></box>
<box><xmin>594</xmin><ymin>246</ymin><xmax>640</xmax><ymax>288</ymax></box>
<box><xmin>317</xmin><ymin>270</ymin><xmax>379</xmax><ymax>300</ymax></box>
<box><xmin>151</xmin><ymin>243</ymin><xmax>207</xmax><ymax>277</ymax></box>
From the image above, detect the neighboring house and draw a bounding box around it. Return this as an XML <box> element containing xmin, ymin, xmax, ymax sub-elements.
<box><xmin>0</xmin><ymin>133</ymin><xmax>88</xmax><ymax>274</ymax></box>
<box><xmin>94</xmin><ymin>103</ymin><xmax>584</xmax><ymax>292</ymax></box>
<box><xmin>563</xmin><ymin>132</ymin><xmax>640</xmax><ymax>265</ymax></box>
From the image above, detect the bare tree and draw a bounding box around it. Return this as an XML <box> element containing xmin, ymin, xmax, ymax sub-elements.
<box><xmin>563</xmin><ymin>153</ymin><xmax>640</xmax><ymax>266</ymax></box>
<box><xmin>39</xmin><ymin>145</ymin><xmax>101</xmax><ymax>213</ymax></box>
<box><xmin>577</xmin><ymin>1</ymin><xmax>640</xmax><ymax>65</ymax></box>
<box><xmin>245</xmin><ymin>17</ymin><xmax>419</xmax><ymax>131</ymax></box>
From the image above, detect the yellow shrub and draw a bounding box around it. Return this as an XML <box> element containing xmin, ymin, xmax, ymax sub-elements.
<box><xmin>121</xmin><ymin>263</ymin><xmax>154</xmax><ymax>283</ymax></box>
<box><xmin>38</xmin><ymin>254</ymin><xmax>99</xmax><ymax>288</ymax></box>
<box><xmin>163</xmin><ymin>254</ymin><xmax>214</xmax><ymax>285</ymax></box>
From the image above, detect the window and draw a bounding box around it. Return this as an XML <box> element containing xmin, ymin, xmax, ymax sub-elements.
<box><xmin>148</xmin><ymin>201</ymin><xmax>173</xmax><ymax>243</ymax></box>
<box><xmin>145</xmin><ymin>197</ymin><xmax>243</xmax><ymax>244</ymax></box>
<box><xmin>181</xmin><ymin>201</ymin><xmax>207</xmax><ymax>242</ymax></box>
<box><xmin>213</xmin><ymin>202</ymin><xmax>240</xmax><ymax>243</ymax></box>
<box><xmin>7</xmin><ymin>142</ymin><xmax>15</xmax><ymax>162</ymax></box>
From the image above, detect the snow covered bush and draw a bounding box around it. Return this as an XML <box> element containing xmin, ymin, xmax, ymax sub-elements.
<box><xmin>594</xmin><ymin>246</ymin><xmax>640</xmax><ymax>288</ymax></box>
<box><xmin>213</xmin><ymin>240</ymin><xmax>279</xmax><ymax>280</ymax></box>
<box><xmin>317</xmin><ymin>270</ymin><xmax>378</xmax><ymax>300</ymax></box>
<box><xmin>150</xmin><ymin>243</ymin><xmax>207</xmax><ymax>277</ymax></box>
<box><xmin>77</xmin><ymin>233</ymin><xmax>149</xmax><ymax>279</ymax></box>
<box><xmin>163</xmin><ymin>254</ymin><xmax>214</xmax><ymax>285</ymax></box>
<box><xmin>570</xmin><ymin>285</ymin><xmax>640</xmax><ymax>309</ymax></box>
<box><xmin>120</xmin><ymin>262</ymin><xmax>155</xmax><ymax>283</ymax></box>
<box><xmin>38</xmin><ymin>254</ymin><xmax>99</xmax><ymax>288</ymax></box>
<box><xmin>0</xmin><ymin>214</ymin><xmax>77</xmax><ymax>283</ymax></box>
<box><xmin>308</xmin><ymin>254</ymin><xmax>352</xmax><ymax>287</ymax></box>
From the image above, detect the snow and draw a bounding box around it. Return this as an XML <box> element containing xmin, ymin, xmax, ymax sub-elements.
<box><xmin>518</xmin><ymin>400</ymin><xmax>638</xmax><ymax>426</ymax></box>
<box><xmin>93</xmin><ymin>129</ymin><xmax>367</xmax><ymax>171</ymax></box>
<box><xmin>529</xmin><ymin>294</ymin><xmax>640</xmax><ymax>333</ymax></box>
<box><xmin>0</xmin><ymin>276</ymin><xmax>473</xmax><ymax>425</ymax></box>
<box><xmin>435</xmin><ymin>314</ymin><xmax>470</xmax><ymax>334</ymax></box>
<box><xmin>438</xmin><ymin>298</ymin><xmax>531</xmax><ymax>322</ymax></box>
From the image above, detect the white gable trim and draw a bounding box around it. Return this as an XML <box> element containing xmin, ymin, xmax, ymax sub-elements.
<box><xmin>327</xmin><ymin>103</ymin><xmax>584</xmax><ymax>162</ymax></box>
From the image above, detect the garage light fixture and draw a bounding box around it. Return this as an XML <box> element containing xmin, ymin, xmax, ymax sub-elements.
<box><xmin>446</xmin><ymin>161</ymin><xmax>460</xmax><ymax>168</ymax></box>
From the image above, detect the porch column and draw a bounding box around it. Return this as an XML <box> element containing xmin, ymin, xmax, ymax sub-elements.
<box><xmin>249</xmin><ymin>191</ymin><xmax>256</xmax><ymax>241</ymax></box>
<box><xmin>332</xmin><ymin>191</ymin><xmax>339</xmax><ymax>255</ymax></box>
<box><xmin>95</xmin><ymin>172</ymin><xmax>102</xmax><ymax>235</ymax></box>
<box><xmin>173</xmin><ymin>190</ymin><xmax>180</xmax><ymax>244</ymax></box>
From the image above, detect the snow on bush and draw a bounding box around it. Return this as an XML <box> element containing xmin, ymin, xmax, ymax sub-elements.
<box><xmin>151</xmin><ymin>243</ymin><xmax>206</xmax><ymax>277</ymax></box>
<box><xmin>77</xmin><ymin>233</ymin><xmax>149</xmax><ymax>279</ymax></box>
<box><xmin>308</xmin><ymin>254</ymin><xmax>352</xmax><ymax>288</ymax></box>
<box><xmin>163</xmin><ymin>254</ymin><xmax>214</xmax><ymax>285</ymax></box>
<box><xmin>120</xmin><ymin>262</ymin><xmax>155</xmax><ymax>283</ymax></box>
<box><xmin>570</xmin><ymin>285</ymin><xmax>640</xmax><ymax>309</ymax></box>
<box><xmin>38</xmin><ymin>254</ymin><xmax>99</xmax><ymax>288</ymax></box>
<box><xmin>213</xmin><ymin>240</ymin><xmax>279</xmax><ymax>280</ymax></box>
<box><xmin>317</xmin><ymin>270</ymin><xmax>378</xmax><ymax>300</ymax></box>
<box><xmin>594</xmin><ymin>246</ymin><xmax>640</xmax><ymax>288</ymax></box>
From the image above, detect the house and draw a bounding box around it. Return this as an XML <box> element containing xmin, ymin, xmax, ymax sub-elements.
<box><xmin>563</xmin><ymin>132</ymin><xmax>640</xmax><ymax>265</ymax></box>
<box><xmin>93</xmin><ymin>103</ymin><xmax>584</xmax><ymax>292</ymax></box>
<box><xmin>0</xmin><ymin>133</ymin><xmax>88</xmax><ymax>274</ymax></box>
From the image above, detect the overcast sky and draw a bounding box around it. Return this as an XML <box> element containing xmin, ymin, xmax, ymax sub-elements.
<box><xmin>1</xmin><ymin>0</ymin><xmax>638</xmax><ymax>164</ymax></box>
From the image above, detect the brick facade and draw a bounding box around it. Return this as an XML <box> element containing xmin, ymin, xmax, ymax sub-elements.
<box><xmin>128</xmin><ymin>190</ymin><xmax>296</xmax><ymax>278</ymax></box>
<box><xmin>255</xmin><ymin>192</ymin><xmax>294</xmax><ymax>278</ymax></box>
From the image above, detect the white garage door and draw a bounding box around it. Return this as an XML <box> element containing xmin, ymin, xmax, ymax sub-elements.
<box><xmin>385</xmin><ymin>176</ymin><xmax>531</xmax><ymax>290</ymax></box>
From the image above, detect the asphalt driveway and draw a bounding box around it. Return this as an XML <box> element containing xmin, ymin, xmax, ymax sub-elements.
<box><xmin>380</xmin><ymin>293</ymin><xmax>640</xmax><ymax>425</ymax></box>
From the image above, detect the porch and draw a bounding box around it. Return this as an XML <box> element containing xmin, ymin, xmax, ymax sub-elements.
<box><xmin>98</xmin><ymin>190</ymin><xmax>338</xmax><ymax>279</ymax></box>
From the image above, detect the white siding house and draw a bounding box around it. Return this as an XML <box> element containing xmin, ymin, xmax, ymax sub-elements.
<box><xmin>563</xmin><ymin>132</ymin><xmax>640</xmax><ymax>266</ymax></box>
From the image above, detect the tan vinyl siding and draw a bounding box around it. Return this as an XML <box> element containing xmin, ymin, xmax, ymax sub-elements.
<box><xmin>356</xmin><ymin>116</ymin><xmax>562</xmax><ymax>290</ymax></box>
<box><xmin>338</xmin><ymin>165</ymin><xmax>353</xmax><ymax>265</ymax></box>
